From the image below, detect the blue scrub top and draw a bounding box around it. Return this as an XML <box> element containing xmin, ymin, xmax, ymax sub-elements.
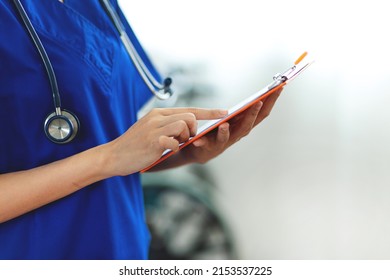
<box><xmin>0</xmin><ymin>0</ymin><xmax>159</xmax><ymax>259</ymax></box>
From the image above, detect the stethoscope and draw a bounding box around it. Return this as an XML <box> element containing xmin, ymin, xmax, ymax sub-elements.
<box><xmin>11</xmin><ymin>0</ymin><xmax>173</xmax><ymax>144</ymax></box>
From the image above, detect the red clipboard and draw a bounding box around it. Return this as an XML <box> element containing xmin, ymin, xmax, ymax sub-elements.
<box><xmin>141</xmin><ymin>52</ymin><xmax>314</xmax><ymax>172</ymax></box>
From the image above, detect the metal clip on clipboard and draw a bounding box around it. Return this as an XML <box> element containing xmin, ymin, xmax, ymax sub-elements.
<box><xmin>268</xmin><ymin>52</ymin><xmax>312</xmax><ymax>90</ymax></box>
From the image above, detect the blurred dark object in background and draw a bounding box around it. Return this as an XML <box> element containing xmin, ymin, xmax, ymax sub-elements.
<box><xmin>141</xmin><ymin>64</ymin><xmax>235</xmax><ymax>259</ymax></box>
<box><xmin>142</xmin><ymin>167</ymin><xmax>236</xmax><ymax>260</ymax></box>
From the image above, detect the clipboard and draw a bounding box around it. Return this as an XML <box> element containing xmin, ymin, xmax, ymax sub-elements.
<box><xmin>141</xmin><ymin>52</ymin><xmax>314</xmax><ymax>172</ymax></box>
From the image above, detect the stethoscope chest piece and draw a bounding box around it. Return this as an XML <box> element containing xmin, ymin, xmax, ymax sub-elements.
<box><xmin>44</xmin><ymin>110</ymin><xmax>80</xmax><ymax>144</ymax></box>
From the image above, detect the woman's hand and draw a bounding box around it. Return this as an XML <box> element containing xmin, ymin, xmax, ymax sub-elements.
<box><xmin>181</xmin><ymin>89</ymin><xmax>282</xmax><ymax>165</ymax></box>
<box><xmin>102</xmin><ymin>107</ymin><xmax>227</xmax><ymax>176</ymax></box>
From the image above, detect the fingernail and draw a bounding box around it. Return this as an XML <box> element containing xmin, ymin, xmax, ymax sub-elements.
<box><xmin>219</xmin><ymin>109</ymin><xmax>228</xmax><ymax>116</ymax></box>
<box><xmin>220</xmin><ymin>123</ymin><xmax>229</xmax><ymax>132</ymax></box>
<box><xmin>255</xmin><ymin>102</ymin><xmax>263</xmax><ymax>110</ymax></box>
<box><xmin>220</xmin><ymin>126</ymin><xmax>228</xmax><ymax>133</ymax></box>
<box><xmin>193</xmin><ymin>140</ymin><xmax>202</xmax><ymax>147</ymax></box>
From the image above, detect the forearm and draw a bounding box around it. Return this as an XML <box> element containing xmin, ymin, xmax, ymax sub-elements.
<box><xmin>0</xmin><ymin>144</ymin><xmax>111</xmax><ymax>223</ymax></box>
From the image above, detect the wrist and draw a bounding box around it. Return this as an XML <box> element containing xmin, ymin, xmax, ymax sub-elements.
<box><xmin>92</xmin><ymin>142</ymin><xmax>118</xmax><ymax>178</ymax></box>
<box><xmin>95</xmin><ymin>140</ymin><xmax>140</xmax><ymax>177</ymax></box>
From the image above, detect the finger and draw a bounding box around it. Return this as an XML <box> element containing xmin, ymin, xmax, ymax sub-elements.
<box><xmin>193</xmin><ymin>137</ymin><xmax>207</xmax><ymax>147</ymax></box>
<box><xmin>254</xmin><ymin>88</ymin><xmax>282</xmax><ymax>126</ymax></box>
<box><xmin>230</xmin><ymin>101</ymin><xmax>263</xmax><ymax>141</ymax></box>
<box><xmin>159</xmin><ymin>136</ymin><xmax>180</xmax><ymax>152</ymax></box>
<box><xmin>159</xmin><ymin>107</ymin><xmax>228</xmax><ymax>120</ymax></box>
<box><xmin>162</xmin><ymin>120</ymin><xmax>191</xmax><ymax>143</ymax></box>
<box><xmin>216</xmin><ymin>122</ymin><xmax>230</xmax><ymax>144</ymax></box>
<box><xmin>160</xmin><ymin>113</ymin><xmax>198</xmax><ymax>136</ymax></box>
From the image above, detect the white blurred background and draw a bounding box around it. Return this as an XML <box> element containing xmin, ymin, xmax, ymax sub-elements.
<box><xmin>120</xmin><ymin>0</ymin><xmax>390</xmax><ymax>259</ymax></box>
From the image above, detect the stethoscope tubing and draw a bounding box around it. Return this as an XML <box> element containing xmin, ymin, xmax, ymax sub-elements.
<box><xmin>12</xmin><ymin>0</ymin><xmax>62</xmax><ymax>111</ymax></box>
<box><xmin>100</xmin><ymin>0</ymin><xmax>172</xmax><ymax>99</ymax></box>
